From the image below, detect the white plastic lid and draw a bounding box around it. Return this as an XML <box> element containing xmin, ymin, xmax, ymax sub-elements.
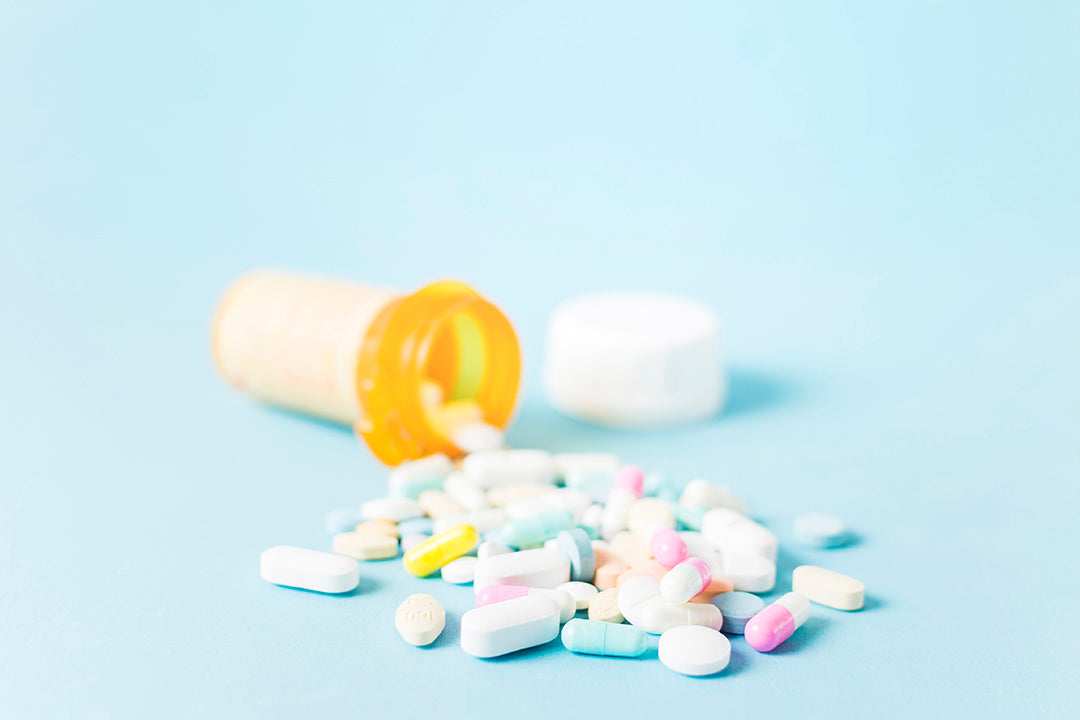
<box><xmin>543</xmin><ymin>291</ymin><xmax>724</xmax><ymax>427</ymax></box>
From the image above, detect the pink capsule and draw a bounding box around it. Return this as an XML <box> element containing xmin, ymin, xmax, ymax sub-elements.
<box><xmin>612</xmin><ymin>465</ymin><xmax>645</xmax><ymax>499</ymax></box>
<box><xmin>648</xmin><ymin>528</ymin><xmax>689</xmax><ymax>568</ymax></box>
<box><xmin>745</xmin><ymin>592</ymin><xmax>811</xmax><ymax>652</ymax></box>
<box><xmin>659</xmin><ymin>557</ymin><xmax>712</xmax><ymax>603</ymax></box>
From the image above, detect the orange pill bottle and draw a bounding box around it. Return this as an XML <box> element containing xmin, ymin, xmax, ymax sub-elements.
<box><xmin>212</xmin><ymin>270</ymin><xmax>520</xmax><ymax>465</ymax></box>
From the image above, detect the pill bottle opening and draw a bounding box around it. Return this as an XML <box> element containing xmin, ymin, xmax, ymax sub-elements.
<box><xmin>355</xmin><ymin>281</ymin><xmax>520</xmax><ymax>465</ymax></box>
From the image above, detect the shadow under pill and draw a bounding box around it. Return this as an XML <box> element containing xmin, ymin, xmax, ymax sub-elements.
<box><xmin>422</xmin><ymin>613</ymin><xmax>460</xmax><ymax>650</ymax></box>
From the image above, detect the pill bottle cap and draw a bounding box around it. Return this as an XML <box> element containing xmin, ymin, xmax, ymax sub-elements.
<box><xmin>543</xmin><ymin>291</ymin><xmax>724</xmax><ymax>427</ymax></box>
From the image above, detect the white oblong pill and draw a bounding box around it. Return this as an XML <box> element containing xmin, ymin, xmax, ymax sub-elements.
<box><xmin>361</xmin><ymin>497</ymin><xmax>424</xmax><ymax>522</ymax></box>
<box><xmin>792</xmin><ymin>565</ymin><xmax>865</xmax><ymax>610</ymax></box>
<box><xmin>260</xmin><ymin>546</ymin><xmax>359</xmax><ymax>594</ymax></box>
<box><xmin>504</xmin><ymin>489</ymin><xmax>592</xmax><ymax>522</ymax></box>
<box><xmin>659</xmin><ymin>626</ymin><xmax>731</xmax><ymax>676</ymax></box>
<box><xmin>488</xmin><ymin>484</ymin><xmax>556</xmax><ymax>508</ymax></box>
<box><xmin>441</xmin><ymin>556</ymin><xmax>479</xmax><ymax>585</ymax></box>
<box><xmin>637</xmin><ymin>598</ymin><xmax>723</xmax><ymax>635</ymax></box>
<box><xmin>463</xmin><ymin>449</ymin><xmax>556</xmax><ymax>488</ymax></box>
<box><xmin>473</xmin><ymin>548</ymin><xmax>571</xmax><ymax>593</ymax></box>
<box><xmin>395</xmin><ymin>593</ymin><xmax>446</xmax><ymax>646</ymax></box>
<box><xmin>556</xmin><ymin>581</ymin><xmax>599</xmax><ymax>610</ymax></box>
<box><xmin>701</xmin><ymin>508</ymin><xmax>777</xmax><ymax>563</ymax></box>
<box><xmin>332</xmin><ymin>531</ymin><xmax>399</xmax><ymax>561</ymax></box>
<box><xmin>616</xmin><ymin>576</ymin><xmax>661</xmax><ymax>626</ymax></box>
<box><xmin>460</xmin><ymin>595</ymin><xmax>561</xmax><ymax>658</ymax></box>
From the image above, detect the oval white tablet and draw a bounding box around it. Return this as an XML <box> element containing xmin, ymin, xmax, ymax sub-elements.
<box><xmin>473</xmin><ymin>548</ymin><xmax>571</xmax><ymax>592</ymax></box>
<box><xmin>441</xmin><ymin>556</ymin><xmax>479</xmax><ymax>585</ymax></box>
<box><xmin>460</xmin><ymin>595</ymin><xmax>561</xmax><ymax>658</ymax></box>
<box><xmin>792</xmin><ymin>565</ymin><xmax>865</xmax><ymax>610</ymax></box>
<box><xmin>260</xmin><ymin>546</ymin><xmax>359</xmax><ymax>594</ymax></box>
<box><xmin>659</xmin><ymin>626</ymin><xmax>731</xmax><ymax>676</ymax></box>
<box><xmin>395</xmin><ymin>593</ymin><xmax>445</xmax><ymax>646</ymax></box>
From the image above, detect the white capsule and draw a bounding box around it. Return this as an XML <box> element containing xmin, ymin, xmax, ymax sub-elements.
<box><xmin>473</xmin><ymin>548</ymin><xmax>571</xmax><ymax>592</ymax></box>
<box><xmin>701</xmin><ymin>508</ymin><xmax>778</xmax><ymax>563</ymax></box>
<box><xmin>443</xmin><ymin>471</ymin><xmax>490</xmax><ymax>511</ymax></box>
<box><xmin>679</xmin><ymin>479</ymin><xmax>748</xmax><ymax>514</ymax></box>
<box><xmin>463</xmin><ymin>449</ymin><xmax>556</xmax><ymax>488</ymax></box>
<box><xmin>460</xmin><ymin>595</ymin><xmax>561</xmax><ymax>658</ymax></box>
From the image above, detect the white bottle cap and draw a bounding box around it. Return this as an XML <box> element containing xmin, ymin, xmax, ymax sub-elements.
<box><xmin>543</xmin><ymin>291</ymin><xmax>724</xmax><ymax>427</ymax></box>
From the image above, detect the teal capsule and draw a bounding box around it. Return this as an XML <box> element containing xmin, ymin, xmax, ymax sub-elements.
<box><xmin>501</xmin><ymin>509</ymin><xmax>574</xmax><ymax>548</ymax></box>
<box><xmin>561</xmin><ymin>618</ymin><xmax>648</xmax><ymax>657</ymax></box>
<box><xmin>673</xmin><ymin>503</ymin><xmax>706</xmax><ymax>531</ymax></box>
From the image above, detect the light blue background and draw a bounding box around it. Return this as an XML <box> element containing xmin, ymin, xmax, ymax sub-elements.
<box><xmin>2</xmin><ymin>2</ymin><xmax>1078</xmax><ymax>718</ymax></box>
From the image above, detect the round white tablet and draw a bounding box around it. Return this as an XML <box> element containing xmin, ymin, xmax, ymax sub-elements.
<box><xmin>658</xmin><ymin>625</ymin><xmax>732</xmax><ymax>676</ymax></box>
<box><xmin>440</xmin><ymin>556</ymin><xmax>478</xmax><ymax>585</ymax></box>
<box><xmin>395</xmin><ymin>593</ymin><xmax>446</xmax><ymax>646</ymax></box>
<box><xmin>556</xmin><ymin>581</ymin><xmax>599</xmax><ymax>610</ymax></box>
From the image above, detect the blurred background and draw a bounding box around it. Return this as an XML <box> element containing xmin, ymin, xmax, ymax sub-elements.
<box><xmin>1</xmin><ymin>2</ymin><xmax>1077</xmax><ymax>718</ymax></box>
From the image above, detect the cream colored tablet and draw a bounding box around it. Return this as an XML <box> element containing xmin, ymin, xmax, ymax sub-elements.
<box><xmin>395</xmin><ymin>593</ymin><xmax>445</xmax><ymax>646</ymax></box>
<box><xmin>792</xmin><ymin>565</ymin><xmax>864</xmax><ymax>611</ymax></box>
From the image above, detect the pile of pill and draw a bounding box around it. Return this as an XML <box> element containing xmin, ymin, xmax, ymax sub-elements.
<box><xmin>260</xmin><ymin>444</ymin><xmax>866</xmax><ymax>677</ymax></box>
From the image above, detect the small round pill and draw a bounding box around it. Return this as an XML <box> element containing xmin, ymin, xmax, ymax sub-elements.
<box><xmin>711</xmin><ymin>591</ymin><xmax>766</xmax><ymax>634</ymax></box>
<box><xmin>658</xmin><ymin>625</ymin><xmax>731</xmax><ymax>676</ymax></box>
<box><xmin>794</xmin><ymin>513</ymin><xmax>849</xmax><ymax>548</ymax></box>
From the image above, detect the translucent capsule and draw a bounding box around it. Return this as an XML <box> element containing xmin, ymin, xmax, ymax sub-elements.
<box><xmin>402</xmin><ymin>523</ymin><xmax>478</xmax><ymax>578</ymax></box>
<box><xmin>561</xmin><ymin>618</ymin><xmax>648</xmax><ymax>657</ymax></box>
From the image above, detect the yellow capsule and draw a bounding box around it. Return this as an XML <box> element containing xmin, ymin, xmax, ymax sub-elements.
<box><xmin>403</xmin><ymin>523</ymin><xmax>478</xmax><ymax>577</ymax></box>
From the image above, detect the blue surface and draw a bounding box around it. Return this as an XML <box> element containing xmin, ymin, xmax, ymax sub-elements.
<box><xmin>2</xmin><ymin>2</ymin><xmax>1079</xmax><ymax>718</ymax></box>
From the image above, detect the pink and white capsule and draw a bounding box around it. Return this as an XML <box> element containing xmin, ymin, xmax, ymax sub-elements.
<box><xmin>660</xmin><ymin>557</ymin><xmax>712</xmax><ymax>603</ymax></box>
<box><xmin>475</xmin><ymin>584</ymin><xmax>576</xmax><ymax>623</ymax></box>
<box><xmin>613</xmin><ymin>465</ymin><xmax>645</xmax><ymax>497</ymax></box>
<box><xmin>649</xmin><ymin>528</ymin><xmax>689</xmax><ymax>568</ymax></box>
<box><xmin>744</xmin><ymin>592</ymin><xmax>811</xmax><ymax>652</ymax></box>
